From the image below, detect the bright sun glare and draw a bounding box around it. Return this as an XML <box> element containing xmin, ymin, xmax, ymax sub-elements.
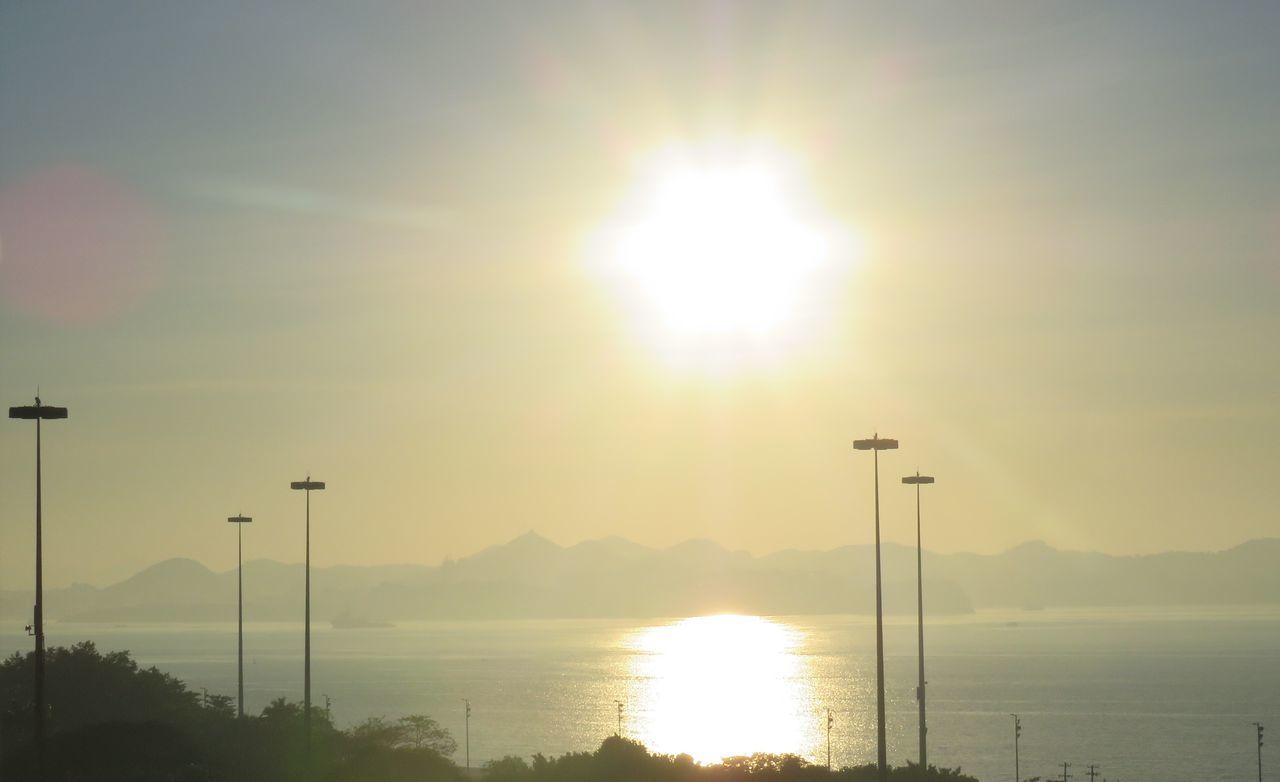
<box><xmin>627</xmin><ymin>615</ymin><xmax>817</xmax><ymax>764</ymax></box>
<box><xmin>594</xmin><ymin>144</ymin><xmax>847</xmax><ymax>358</ymax></box>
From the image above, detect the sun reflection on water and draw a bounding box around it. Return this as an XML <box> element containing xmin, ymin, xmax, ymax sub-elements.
<box><xmin>626</xmin><ymin>615</ymin><xmax>819</xmax><ymax>764</ymax></box>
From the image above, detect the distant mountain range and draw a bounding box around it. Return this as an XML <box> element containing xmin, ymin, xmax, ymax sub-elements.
<box><xmin>2</xmin><ymin>534</ymin><xmax>1278</xmax><ymax>624</ymax></box>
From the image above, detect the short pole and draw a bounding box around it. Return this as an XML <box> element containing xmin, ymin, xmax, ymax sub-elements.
<box><xmin>827</xmin><ymin>708</ymin><xmax>833</xmax><ymax>771</ymax></box>
<box><xmin>1254</xmin><ymin>722</ymin><xmax>1264</xmax><ymax>782</ymax></box>
<box><xmin>1011</xmin><ymin>714</ymin><xmax>1021</xmax><ymax>782</ymax></box>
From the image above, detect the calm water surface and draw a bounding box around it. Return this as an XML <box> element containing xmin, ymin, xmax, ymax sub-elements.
<box><xmin>3</xmin><ymin>608</ymin><xmax>1277</xmax><ymax>782</ymax></box>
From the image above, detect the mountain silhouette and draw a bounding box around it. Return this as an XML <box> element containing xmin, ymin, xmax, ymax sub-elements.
<box><xmin>4</xmin><ymin>536</ymin><xmax>1277</xmax><ymax>624</ymax></box>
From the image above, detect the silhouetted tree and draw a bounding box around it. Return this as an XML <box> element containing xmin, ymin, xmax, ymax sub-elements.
<box><xmin>482</xmin><ymin>737</ymin><xmax>978</xmax><ymax>782</ymax></box>
<box><xmin>400</xmin><ymin>713</ymin><xmax>459</xmax><ymax>755</ymax></box>
<box><xmin>1</xmin><ymin>641</ymin><xmax>204</xmax><ymax>758</ymax></box>
<box><xmin>486</xmin><ymin>754</ymin><xmax>536</xmax><ymax>782</ymax></box>
<box><xmin>344</xmin><ymin>713</ymin><xmax>456</xmax><ymax>756</ymax></box>
<box><xmin>0</xmin><ymin>643</ymin><xmax>463</xmax><ymax>782</ymax></box>
<box><xmin>1</xmin><ymin>642</ymin><xmax>979</xmax><ymax>782</ymax></box>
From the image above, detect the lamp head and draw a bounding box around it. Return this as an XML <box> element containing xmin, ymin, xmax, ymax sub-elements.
<box><xmin>852</xmin><ymin>436</ymin><xmax>898</xmax><ymax>451</ymax></box>
<box><xmin>9</xmin><ymin>403</ymin><xmax>68</xmax><ymax>420</ymax></box>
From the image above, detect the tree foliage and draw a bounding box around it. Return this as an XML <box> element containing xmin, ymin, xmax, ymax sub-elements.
<box><xmin>484</xmin><ymin>735</ymin><xmax>980</xmax><ymax>782</ymax></box>
<box><xmin>1</xmin><ymin>643</ymin><xmax>980</xmax><ymax>782</ymax></box>
<box><xmin>346</xmin><ymin>713</ymin><xmax>456</xmax><ymax>755</ymax></box>
<box><xmin>0</xmin><ymin>643</ymin><xmax>460</xmax><ymax>782</ymax></box>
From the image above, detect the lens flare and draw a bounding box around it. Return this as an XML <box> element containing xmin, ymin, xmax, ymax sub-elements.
<box><xmin>0</xmin><ymin>166</ymin><xmax>162</xmax><ymax>324</ymax></box>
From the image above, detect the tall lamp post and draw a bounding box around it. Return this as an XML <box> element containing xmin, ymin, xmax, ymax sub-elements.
<box><xmin>290</xmin><ymin>476</ymin><xmax>325</xmax><ymax>761</ymax></box>
<box><xmin>9</xmin><ymin>396</ymin><xmax>68</xmax><ymax>781</ymax></box>
<box><xmin>852</xmin><ymin>433</ymin><xmax>898</xmax><ymax>782</ymax></box>
<box><xmin>227</xmin><ymin>515</ymin><xmax>253</xmax><ymax>718</ymax></box>
<box><xmin>902</xmin><ymin>471</ymin><xmax>935</xmax><ymax>771</ymax></box>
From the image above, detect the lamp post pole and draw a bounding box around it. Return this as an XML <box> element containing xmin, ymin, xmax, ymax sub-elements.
<box><xmin>290</xmin><ymin>476</ymin><xmax>326</xmax><ymax>767</ymax></box>
<box><xmin>227</xmin><ymin>515</ymin><xmax>253</xmax><ymax>718</ymax></box>
<box><xmin>9</xmin><ymin>396</ymin><xmax>68</xmax><ymax>782</ymax></box>
<box><xmin>853</xmin><ymin>433</ymin><xmax>898</xmax><ymax>782</ymax></box>
<box><xmin>902</xmin><ymin>471</ymin><xmax>935</xmax><ymax>771</ymax></box>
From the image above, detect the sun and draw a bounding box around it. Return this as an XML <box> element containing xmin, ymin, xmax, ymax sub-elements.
<box><xmin>592</xmin><ymin>143</ymin><xmax>845</xmax><ymax>356</ymax></box>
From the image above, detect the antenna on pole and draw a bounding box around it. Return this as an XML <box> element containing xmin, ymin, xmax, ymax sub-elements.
<box><xmin>1011</xmin><ymin>714</ymin><xmax>1021</xmax><ymax>782</ymax></box>
<box><xmin>463</xmin><ymin>698</ymin><xmax>471</xmax><ymax>772</ymax></box>
<box><xmin>1254</xmin><ymin>722</ymin><xmax>1264</xmax><ymax>782</ymax></box>
<box><xmin>827</xmin><ymin>708</ymin><xmax>833</xmax><ymax>771</ymax></box>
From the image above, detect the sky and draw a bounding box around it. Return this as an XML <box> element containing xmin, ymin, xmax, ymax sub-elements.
<box><xmin>2</xmin><ymin>1</ymin><xmax>1279</xmax><ymax>588</ymax></box>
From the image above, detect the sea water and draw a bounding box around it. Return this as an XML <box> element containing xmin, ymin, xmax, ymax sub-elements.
<box><xmin>2</xmin><ymin>607</ymin><xmax>1277</xmax><ymax>782</ymax></box>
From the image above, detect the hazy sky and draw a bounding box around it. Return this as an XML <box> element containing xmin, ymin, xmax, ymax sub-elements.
<box><xmin>3</xmin><ymin>2</ymin><xmax>1279</xmax><ymax>587</ymax></box>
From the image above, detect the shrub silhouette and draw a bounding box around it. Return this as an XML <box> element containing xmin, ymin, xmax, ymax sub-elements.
<box><xmin>485</xmin><ymin>735</ymin><xmax>980</xmax><ymax>782</ymax></box>
<box><xmin>2</xmin><ymin>642</ymin><xmax>979</xmax><ymax>782</ymax></box>
<box><xmin>0</xmin><ymin>643</ymin><xmax>461</xmax><ymax>781</ymax></box>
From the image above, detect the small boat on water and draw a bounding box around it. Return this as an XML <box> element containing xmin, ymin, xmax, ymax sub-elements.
<box><xmin>330</xmin><ymin>611</ymin><xmax>394</xmax><ymax>630</ymax></box>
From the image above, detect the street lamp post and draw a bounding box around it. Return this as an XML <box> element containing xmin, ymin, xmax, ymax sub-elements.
<box><xmin>9</xmin><ymin>396</ymin><xmax>68</xmax><ymax>781</ymax></box>
<box><xmin>852</xmin><ymin>433</ymin><xmax>898</xmax><ymax>782</ymax></box>
<box><xmin>290</xmin><ymin>476</ymin><xmax>325</xmax><ymax>763</ymax></box>
<box><xmin>902</xmin><ymin>471</ymin><xmax>935</xmax><ymax>771</ymax></box>
<box><xmin>227</xmin><ymin>515</ymin><xmax>253</xmax><ymax>718</ymax></box>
